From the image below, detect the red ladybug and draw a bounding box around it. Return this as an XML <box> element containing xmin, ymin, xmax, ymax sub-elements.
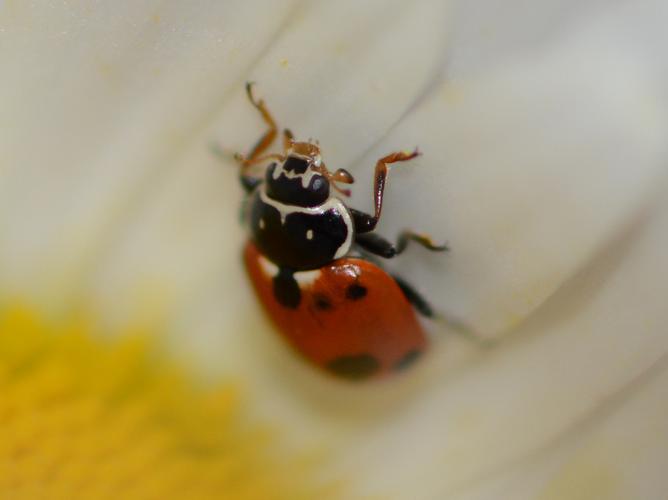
<box><xmin>231</xmin><ymin>83</ymin><xmax>446</xmax><ymax>381</ymax></box>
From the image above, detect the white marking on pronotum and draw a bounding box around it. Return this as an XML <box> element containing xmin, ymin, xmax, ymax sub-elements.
<box><xmin>272</xmin><ymin>156</ymin><xmax>321</xmax><ymax>188</ymax></box>
<box><xmin>259</xmin><ymin>218</ymin><xmax>265</xmax><ymax>229</ymax></box>
<box><xmin>306</xmin><ymin>229</ymin><xmax>314</xmax><ymax>240</ymax></box>
<box><xmin>258</xmin><ymin>188</ymin><xmax>353</xmax><ymax>258</ymax></box>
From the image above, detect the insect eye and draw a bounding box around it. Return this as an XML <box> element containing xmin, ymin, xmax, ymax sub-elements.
<box><xmin>332</xmin><ymin>168</ymin><xmax>354</xmax><ymax>184</ymax></box>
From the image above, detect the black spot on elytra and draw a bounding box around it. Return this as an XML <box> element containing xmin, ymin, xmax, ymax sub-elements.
<box><xmin>394</xmin><ymin>350</ymin><xmax>422</xmax><ymax>372</ymax></box>
<box><xmin>272</xmin><ymin>267</ymin><xmax>301</xmax><ymax>308</ymax></box>
<box><xmin>345</xmin><ymin>283</ymin><xmax>367</xmax><ymax>301</ymax></box>
<box><xmin>326</xmin><ymin>354</ymin><xmax>380</xmax><ymax>380</ymax></box>
<box><xmin>313</xmin><ymin>293</ymin><xmax>333</xmax><ymax>311</ymax></box>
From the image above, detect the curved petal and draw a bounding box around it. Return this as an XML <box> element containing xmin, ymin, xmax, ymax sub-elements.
<box><xmin>447</xmin><ymin>0</ymin><xmax>668</xmax><ymax>80</ymax></box>
<box><xmin>0</xmin><ymin>0</ymin><xmax>300</xmax><ymax>311</ymax></box>
<box><xmin>451</xmin><ymin>359</ymin><xmax>668</xmax><ymax>500</ymax></box>
<box><xmin>355</xmin><ymin>9</ymin><xmax>668</xmax><ymax>337</ymax></box>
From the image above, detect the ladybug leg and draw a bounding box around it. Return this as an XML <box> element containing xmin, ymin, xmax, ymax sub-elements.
<box><xmin>232</xmin><ymin>83</ymin><xmax>289</xmax><ymax>191</ymax></box>
<box><xmin>243</xmin><ymin>82</ymin><xmax>278</xmax><ymax>163</ymax></box>
<box><xmin>355</xmin><ymin>231</ymin><xmax>447</xmax><ymax>258</ymax></box>
<box><xmin>392</xmin><ymin>274</ymin><xmax>436</xmax><ymax>318</ymax></box>
<box><xmin>353</xmin><ymin>232</ymin><xmax>395</xmax><ymax>257</ymax></box>
<box><xmin>236</xmin><ymin>152</ymin><xmax>284</xmax><ymax>192</ymax></box>
<box><xmin>235</xmin><ymin>82</ymin><xmax>280</xmax><ymax>172</ymax></box>
<box><xmin>396</xmin><ymin>231</ymin><xmax>449</xmax><ymax>253</ymax></box>
<box><xmin>353</xmin><ymin>149</ymin><xmax>421</xmax><ymax>233</ymax></box>
<box><xmin>394</xmin><ymin>274</ymin><xmax>486</xmax><ymax>345</ymax></box>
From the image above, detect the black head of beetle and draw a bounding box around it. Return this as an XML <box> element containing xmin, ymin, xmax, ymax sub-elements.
<box><xmin>264</xmin><ymin>141</ymin><xmax>354</xmax><ymax>207</ymax></box>
<box><xmin>265</xmin><ymin>155</ymin><xmax>330</xmax><ymax>207</ymax></box>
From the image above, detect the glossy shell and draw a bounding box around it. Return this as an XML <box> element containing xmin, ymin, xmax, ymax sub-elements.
<box><xmin>244</xmin><ymin>242</ymin><xmax>428</xmax><ymax>380</ymax></box>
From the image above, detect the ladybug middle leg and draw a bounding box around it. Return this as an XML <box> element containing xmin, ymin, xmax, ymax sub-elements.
<box><xmin>352</xmin><ymin>232</ymin><xmax>444</xmax><ymax>319</ymax></box>
<box><xmin>351</xmin><ymin>148</ymin><xmax>447</xmax><ymax>256</ymax></box>
<box><xmin>354</xmin><ymin>231</ymin><xmax>448</xmax><ymax>258</ymax></box>
<box><xmin>348</xmin><ymin>148</ymin><xmax>446</xmax><ymax>319</ymax></box>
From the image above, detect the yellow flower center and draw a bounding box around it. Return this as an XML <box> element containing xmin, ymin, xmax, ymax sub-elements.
<box><xmin>0</xmin><ymin>304</ymin><xmax>337</xmax><ymax>499</ymax></box>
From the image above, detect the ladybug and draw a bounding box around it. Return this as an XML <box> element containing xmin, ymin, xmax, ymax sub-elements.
<box><xmin>231</xmin><ymin>83</ymin><xmax>446</xmax><ymax>381</ymax></box>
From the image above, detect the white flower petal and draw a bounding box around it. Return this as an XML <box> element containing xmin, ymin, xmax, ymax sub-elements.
<box><xmin>0</xmin><ymin>0</ymin><xmax>298</xmax><ymax>310</ymax></box>
<box><xmin>449</xmin><ymin>320</ymin><xmax>668</xmax><ymax>500</ymax></box>
<box><xmin>533</xmin><ymin>363</ymin><xmax>668</xmax><ymax>500</ymax></box>
<box><xmin>354</xmin><ymin>14</ymin><xmax>668</xmax><ymax>337</ymax></box>
<box><xmin>448</xmin><ymin>0</ymin><xmax>617</xmax><ymax>77</ymax></box>
<box><xmin>448</xmin><ymin>0</ymin><xmax>668</xmax><ymax>82</ymax></box>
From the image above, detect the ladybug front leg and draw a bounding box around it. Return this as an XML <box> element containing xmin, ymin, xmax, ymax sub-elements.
<box><xmin>234</xmin><ymin>83</ymin><xmax>286</xmax><ymax>192</ymax></box>
<box><xmin>355</xmin><ymin>231</ymin><xmax>447</xmax><ymax>258</ymax></box>
<box><xmin>352</xmin><ymin>149</ymin><xmax>421</xmax><ymax>234</ymax></box>
<box><xmin>237</xmin><ymin>82</ymin><xmax>278</xmax><ymax>169</ymax></box>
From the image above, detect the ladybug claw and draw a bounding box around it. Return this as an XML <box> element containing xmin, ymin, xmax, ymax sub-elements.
<box><xmin>405</xmin><ymin>147</ymin><xmax>421</xmax><ymax>161</ymax></box>
<box><xmin>245</xmin><ymin>81</ymin><xmax>263</xmax><ymax>108</ymax></box>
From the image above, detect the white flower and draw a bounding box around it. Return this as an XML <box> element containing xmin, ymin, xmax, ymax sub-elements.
<box><xmin>1</xmin><ymin>0</ymin><xmax>667</xmax><ymax>498</ymax></box>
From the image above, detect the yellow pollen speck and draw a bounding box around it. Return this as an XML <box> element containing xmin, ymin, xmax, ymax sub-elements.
<box><xmin>279</xmin><ymin>58</ymin><xmax>289</xmax><ymax>68</ymax></box>
<box><xmin>0</xmin><ymin>304</ymin><xmax>340</xmax><ymax>500</ymax></box>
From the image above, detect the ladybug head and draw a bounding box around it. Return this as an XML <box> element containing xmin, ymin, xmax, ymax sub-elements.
<box><xmin>265</xmin><ymin>141</ymin><xmax>355</xmax><ymax>207</ymax></box>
